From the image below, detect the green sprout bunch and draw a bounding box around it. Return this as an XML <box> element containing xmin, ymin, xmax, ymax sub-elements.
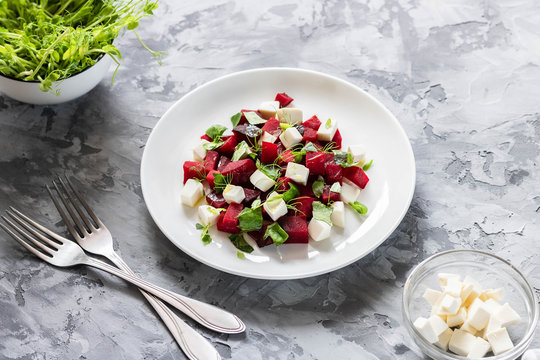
<box><xmin>0</xmin><ymin>0</ymin><xmax>164</xmax><ymax>92</ymax></box>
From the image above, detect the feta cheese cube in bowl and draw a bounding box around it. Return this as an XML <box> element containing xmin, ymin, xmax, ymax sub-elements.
<box><xmin>402</xmin><ymin>250</ymin><xmax>538</xmax><ymax>360</ymax></box>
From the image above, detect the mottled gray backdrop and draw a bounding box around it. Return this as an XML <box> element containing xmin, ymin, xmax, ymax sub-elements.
<box><xmin>0</xmin><ymin>0</ymin><xmax>539</xmax><ymax>359</ymax></box>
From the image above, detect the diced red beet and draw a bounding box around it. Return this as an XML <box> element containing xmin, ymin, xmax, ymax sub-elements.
<box><xmin>183</xmin><ymin>161</ymin><xmax>206</xmax><ymax>183</ymax></box>
<box><xmin>325</xmin><ymin>163</ymin><xmax>343</xmax><ymax>184</ymax></box>
<box><xmin>217</xmin><ymin>202</ymin><xmax>243</xmax><ymax>233</ymax></box>
<box><xmin>276</xmin><ymin>142</ymin><xmax>286</xmax><ymax>154</ymax></box>
<box><xmin>243</xmin><ymin>188</ymin><xmax>261</xmax><ymax>206</ymax></box>
<box><xmin>278</xmin><ymin>216</ymin><xmax>308</xmax><ymax>244</ymax></box>
<box><xmin>305</xmin><ymin>152</ymin><xmax>326</xmax><ymax>176</ymax></box>
<box><xmin>261</xmin><ymin>118</ymin><xmax>282</xmax><ymax>136</ymax></box>
<box><xmin>204</xmin><ymin>151</ymin><xmax>219</xmax><ymax>172</ymax></box>
<box><xmin>293</xmin><ymin>197</ymin><xmax>316</xmax><ymax>218</ymax></box>
<box><xmin>206</xmin><ymin>192</ymin><xmax>228</xmax><ymax>209</ymax></box>
<box><xmin>302</xmin><ymin>115</ymin><xmax>321</xmax><ymax>130</ymax></box>
<box><xmin>232</xmin><ymin>123</ymin><xmax>262</xmax><ymax>143</ymax></box>
<box><xmin>276</xmin><ymin>177</ymin><xmax>293</xmax><ymax>192</ymax></box>
<box><xmin>302</xmin><ymin>128</ymin><xmax>318</xmax><ymax>143</ymax></box>
<box><xmin>220</xmin><ymin>159</ymin><xmax>257</xmax><ymax>186</ymax></box>
<box><xmin>298</xmin><ymin>180</ymin><xmax>315</xmax><ymax>197</ymax></box>
<box><xmin>218</xmin><ymin>136</ymin><xmax>238</xmax><ymax>157</ymax></box>
<box><xmin>331</xmin><ymin>129</ymin><xmax>342</xmax><ymax>149</ymax></box>
<box><xmin>344</xmin><ymin>166</ymin><xmax>369</xmax><ymax>189</ymax></box>
<box><xmin>279</xmin><ymin>149</ymin><xmax>296</xmax><ymax>164</ymax></box>
<box><xmin>275</xmin><ymin>92</ymin><xmax>294</xmax><ymax>107</ymax></box>
<box><xmin>201</xmin><ymin>134</ymin><xmax>212</xmax><ymax>141</ymax></box>
<box><xmin>325</xmin><ymin>152</ymin><xmax>335</xmax><ymax>164</ymax></box>
<box><xmin>261</xmin><ymin>141</ymin><xmax>279</xmax><ymax>163</ymax></box>
<box><xmin>217</xmin><ymin>156</ymin><xmax>231</xmax><ymax>172</ymax></box>
<box><xmin>206</xmin><ymin>170</ymin><xmax>219</xmax><ymax>188</ymax></box>
<box><xmin>247</xmin><ymin>224</ymin><xmax>273</xmax><ymax>247</ymax></box>
<box><xmin>322</xmin><ymin>184</ymin><xmax>341</xmax><ymax>203</ymax></box>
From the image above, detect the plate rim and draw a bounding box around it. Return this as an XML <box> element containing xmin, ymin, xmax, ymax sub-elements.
<box><xmin>140</xmin><ymin>67</ymin><xmax>416</xmax><ymax>280</ymax></box>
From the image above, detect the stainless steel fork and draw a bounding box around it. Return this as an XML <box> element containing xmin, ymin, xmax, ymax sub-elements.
<box><xmin>0</xmin><ymin>205</ymin><xmax>244</xmax><ymax>358</ymax></box>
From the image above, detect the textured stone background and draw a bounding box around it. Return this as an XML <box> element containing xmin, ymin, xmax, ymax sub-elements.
<box><xmin>0</xmin><ymin>0</ymin><xmax>539</xmax><ymax>359</ymax></box>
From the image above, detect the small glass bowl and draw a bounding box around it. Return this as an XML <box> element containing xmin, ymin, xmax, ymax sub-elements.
<box><xmin>402</xmin><ymin>250</ymin><xmax>538</xmax><ymax>360</ymax></box>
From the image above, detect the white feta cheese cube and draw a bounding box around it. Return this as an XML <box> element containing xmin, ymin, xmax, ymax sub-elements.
<box><xmin>250</xmin><ymin>169</ymin><xmax>275</xmax><ymax>192</ymax></box>
<box><xmin>276</xmin><ymin>108</ymin><xmax>303</xmax><ymax>125</ymax></box>
<box><xmin>463</xmin><ymin>275</ymin><xmax>483</xmax><ymax>292</ymax></box>
<box><xmin>463</xmin><ymin>287</ymin><xmax>482</xmax><ymax>308</ymax></box>
<box><xmin>428</xmin><ymin>315</ymin><xmax>449</xmax><ymax>336</ymax></box>
<box><xmin>449</xmin><ymin>329</ymin><xmax>476</xmax><ymax>356</ymax></box>
<box><xmin>193</xmin><ymin>139</ymin><xmax>210</xmax><ymax>162</ymax></box>
<box><xmin>263</xmin><ymin>192</ymin><xmax>288</xmax><ymax>221</ymax></box>
<box><xmin>279</xmin><ymin>127</ymin><xmax>303</xmax><ymax>148</ymax></box>
<box><xmin>438</xmin><ymin>294</ymin><xmax>462</xmax><ymax>315</ymax></box>
<box><xmin>494</xmin><ymin>303</ymin><xmax>521</xmax><ymax>327</ymax></box>
<box><xmin>285</xmin><ymin>162</ymin><xmax>310</xmax><ymax>185</ymax></box>
<box><xmin>317</xmin><ymin>118</ymin><xmax>338</xmax><ymax>141</ymax></box>
<box><xmin>180</xmin><ymin>179</ymin><xmax>204</xmax><ymax>207</ymax></box>
<box><xmin>461</xmin><ymin>321</ymin><xmax>478</xmax><ymax>334</ymax></box>
<box><xmin>461</xmin><ymin>283</ymin><xmax>475</xmax><ymax>302</ymax></box>
<box><xmin>330</xmin><ymin>201</ymin><xmax>345</xmax><ymax>228</ymax></box>
<box><xmin>467</xmin><ymin>299</ymin><xmax>491</xmax><ymax>330</ymax></box>
<box><xmin>445</xmin><ymin>278</ymin><xmax>463</xmax><ymax>297</ymax></box>
<box><xmin>414</xmin><ymin>317</ymin><xmax>439</xmax><ymax>344</ymax></box>
<box><xmin>438</xmin><ymin>273</ymin><xmax>461</xmax><ymax>288</ymax></box>
<box><xmin>447</xmin><ymin>306</ymin><xmax>467</xmax><ymax>328</ymax></box>
<box><xmin>260</xmin><ymin>131</ymin><xmax>278</xmax><ymax>144</ymax></box>
<box><xmin>340</xmin><ymin>182</ymin><xmax>360</xmax><ymax>203</ymax></box>
<box><xmin>423</xmin><ymin>288</ymin><xmax>443</xmax><ymax>306</ymax></box>
<box><xmin>486</xmin><ymin>328</ymin><xmax>514</xmax><ymax>355</ymax></box>
<box><xmin>484</xmin><ymin>299</ymin><xmax>503</xmax><ymax>315</ymax></box>
<box><xmin>467</xmin><ymin>336</ymin><xmax>491</xmax><ymax>358</ymax></box>
<box><xmin>223</xmin><ymin>184</ymin><xmax>245</xmax><ymax>204</ymax></box>
<box><xmin>347</xmin><ymin>144</ymin><xmax>366</xmax><ymax>164</ymax></box>
<box><xmin>258</xmin><ymin>101</ymin><xmax>280</xmax><ymax>119</ymax></box>
<box><xmin>435</xmin><ymin>328</ymin><xmax>453</xmax><ymax>351</ymax></box>
<box><xmin>484</xmin><ymin>316</ymin><xmax>502</xmax><ymax>338</ymax></box>
<box><xmin>197</xmin><ymin>205</ymin><xmax>221</xmax><ymax>226</ymax></box>
<box><xmin>308</xmin><ymin>219</ymin><xmax>332</xmax><ymax>241</ymax></box>
<box><xmin>483</xmin><ymin>288</ymin><xmax>504</xmax><ymax>302</ymax></box>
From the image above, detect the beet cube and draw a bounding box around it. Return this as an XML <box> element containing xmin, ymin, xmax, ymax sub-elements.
<box><xmin>218</xmin><ymin>136</ymin><xmax>238</xmax><ymax>157</ymax></box>
<box><xmin>325</xmin><ymin>152</ymin><xmax>335</xmax><ymax>164</ymax></box>
<box><xmin>279</xmin><ymin>149</ymin><xmax>296</xmax><ymax>164</ymax></box>
<box><xmin>293</xmin><ymin>197</ymin><xmax>316</xmax><ymax>218</ymax></box>
<box><xmin>325</xmin><ymin>163</ymin><xmax>343</xmax><ymax>184</ymax></box>
<box><xmin>204</xmin><ymin>150</ymin><xmax>219</xmax><ymax>172</ymax></box>
<box><xmin>276</xmin><ymin>177</ymin><xmax>293</xmax><ymax>192</ymax></box>
<box><xmin>343</xmin><ymin>166</ymin><xmax>369</xmax><ymax>189</ymax></box>
<box><xmin>298</xmin><ymin>180</ymin><xmax>315</xmax><ymax>197</ymax></box>
<box><xmin>183</xmin><ymin>161</ymin><xmax>206</xmax><ymax>183</ymax></box>
<box><xmin>261</xmin><ymin>118</ymin><xmax>282</xmax><ymax>136</ymax></box>
<box><xmin>217</xmin><ymin>203</ymin><xmax>243</xmax><ymax>233</ymax></box>
<box><xmin>305</xmin><ymin>152</ymin><xmax>326</xmax><ymax>176</ymax></box>
<box><xmin>220</xmin><ymin>159</ymin><xmax>257</xmax><ymax>186</ymax></box>
<box><xmin>275</xmin><ymin>92</ymin><xmax>294</xmax><ymax>107</ymax></box>
<box><xmin>243</xmin><ymin>188</ymin><xmax>261</xmax><ymax>206</ymax></box>
<box><xmin>233</xmin><ymin>123</ymin><xmax>262</xmax><ymax>143</ymax></box>
<box><xmin>217</xmin><ymin>155</ymin><xmax>231</xmax><ymax>172</ymax></box>
<box><xmin>206</xmin><ymin>192</ymin><xmax>228</xmax><ymax>209</ymax></box>
<box><xmin>302</xmin><ymin>128</ymin><xmax>318</xmax><ymax>143</ymax></box>
<box><xmin>322</xmin><ymin>185</ymin><xmax>341</xmax><ymax>203</ymax></box>
<box><xmin>206</xmin><ymin>170</ymin><xmax>219</xmax><ymax>189</ymax></box>
<box><xmin>302</xmin><ymin>115</ymin><xmax>321</xmax><ymax>130</ymax></box>
<box><xmin>331</xmin><ymin>129</ymin><xmax>342</xmax><ymax>149</ymax></box>
<box><xmin>261</xmin><ymin>141</ymin><xmax>279</xmax><ymax>163</ymax></box>
<box><xmin>247</xmin><ymin>224</ymin><xmax>273</xmax><ymax>248</ymax></box>
<box><xmin>278</xmin><ymin>216</ymin><xmax>308</xmax><ymax>244</ymax></box>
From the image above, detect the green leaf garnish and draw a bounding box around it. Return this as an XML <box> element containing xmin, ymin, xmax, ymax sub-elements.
<box><xmin>264</xmin><ymin>222</ymin><xmax>289</xmax><ymax>246</ymax></box>
<box><xmin>281</xmin><ymin>183</ymin><xmax>300</xmax><ymax>203</ymax></box>
<box><xmin>312</xmin><ymin>201</ymin><xmax>333</xmax><ymax>226</ymax></box>
<box><xmin>256</xmin><ymin>160</ymin><xmax>281</xmax><ymax>180</ymax></box>
<box><xmin>251</xmin><ymin>198</ymin><xmax>262</xmax><ymax>209</ymax></box>
<box><xmin>195</xmin><ymin>223</ymin><xmax>204</xmax><ymax>230</ymax></box>
<box><xmin>205</xmin><ymin>124</ymin><xmax>227</xmax><ymax>141</ymax></box>
<box><xmin>237</xmin><ymin>251</ymin><xmax>246</xmax><ymax>259</ymax></box>
<box><xmin>196</xmin><ymin>223</ymin><xmax>212</xmax><ymax>245</ymax></box>
<box><xmin>330</xmin><ymin>182</ymin><xmax>341</xmax><ymax>194</ymax></box>
<box><xmin>333</xmin><ymin>150</ymin><xmax>361</xmax><ymax>168</ymax></box>
<box><xmin>228</xmin><ymin>233</ymin><xmax>254</xmax><ymax>253</ymax></box>
<box><xmin>202</xmin><ymin>141</ymin><xmax>224</xmax><ymax>151</ymax></box>
<box><xmin>244</xmin><ymin>111</ymin><xmax>267</xmax><ymax>125</ymax></box>
<box><xmin>362</xmin><ymin>160</ymin><xmax>373</xmax><ymax>171</ymax></box>
<box><xmin>231</xmin><ymin>141</ymin><xmax>250</xmax><ymax>161</ymax></box>
<box><xmin>312</xmin><ymin>179</ymin><xmax>325</xmax><ymax>198</ymax></box>
<box><xmin>325</xmin><ymin>118</ymin><xmax>332</xmax><ymax>129</ymax></box>
<box><xmin>213</xmin><ymin>173</ymin><xmax>232</xmax><ymax>194</ymax></box>
<box><xmin>349</xmin><ymin>201</ymin><xmax>368</xmax><ymax>215</ymax></box>
<box><xmin>302</xmin><ymin>142</ymin><xmax>318</xmax><ymax>152</ymax></box>
<box><xmin>238</xmin><ymin>206</ymin><xmax>263</xmax><ymax>232</ymax></box>
<box><xmin>230</xmin><ymin>112</ymin><xmax>242</xmax><ymax>127</ymax></box>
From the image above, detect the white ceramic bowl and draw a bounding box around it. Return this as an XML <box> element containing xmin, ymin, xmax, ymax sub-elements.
<box><xmin>0</xmin><ymin>55</ymin><xmax>111</xmax><ymax>105</ymax></box>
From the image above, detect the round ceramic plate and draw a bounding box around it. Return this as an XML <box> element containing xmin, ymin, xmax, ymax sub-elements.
<box><xmin>141</xmin><ymin>68</ymin><xmax>415</xmax><ymax>280</ymax></box>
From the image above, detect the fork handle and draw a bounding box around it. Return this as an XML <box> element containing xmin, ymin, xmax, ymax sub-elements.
<box><xmin>108</xmin><ymin>252</ymin><xmax>221</xmax><ymax>360</ymax></box>
<box><xmin>84</xmin><ymin>257</ymin><xmax>246</xmax><ymax>334</ymax></box>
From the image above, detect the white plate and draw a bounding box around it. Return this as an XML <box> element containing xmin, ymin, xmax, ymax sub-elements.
<box><xmin>141</xmin><ymin>68</ymin><xmax>415</xmax><ymax>280</ymax></box>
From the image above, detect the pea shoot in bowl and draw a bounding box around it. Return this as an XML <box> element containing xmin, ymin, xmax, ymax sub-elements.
<box><xmin>0</xmin><ymin>0</ymin><xmax>163</xmax><ymax>105</ymax></box>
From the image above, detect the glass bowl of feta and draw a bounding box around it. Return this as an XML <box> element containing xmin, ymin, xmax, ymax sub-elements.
<box><xmin>402</xmin><ymin>249</ymin><xmax>538</xmax><ymax>359</ymax></box>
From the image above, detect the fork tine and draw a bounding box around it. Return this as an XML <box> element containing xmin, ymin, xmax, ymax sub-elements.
<box><xmin>1</xmin><ymin>216</ymin><xmax>54</xmax><ymax>256</ymax></box>
<box><xmin>64</xmin><ymin>176</ymin><xmax>102</xmax><ymax>228</ymax></box>
<box><xmin>6</xmin><ymin>210</ymin><xmax>61</xmax><ymax>249</ymax></box>
<box><xmin>47</xmin><ymin>185</ymin><xmax>81</xmax><ymax>240</ymax></box>
<box><xmin>51</xmin><ymin>180</ymin><xmax>89</xmax><ymax>238</ymax></box>
<box><xmin>9</xmin><ymin>207</ymin><xmax>68</xmax><ymax>245</ymax></box>
<box><xmin>0</xmin><ymin>222</ymin><xmax>50</xmax><ymax>261</ymax></box>
<box><xmin>57</xmin><ymin>177</ymin><xmax>95</xmax><ymax>231</ymax></box>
